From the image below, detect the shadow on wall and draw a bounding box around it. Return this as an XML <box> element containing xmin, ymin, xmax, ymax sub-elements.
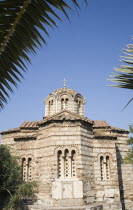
<box><xmin>115</xmin><ymin>144</ymin><xmax>125</xmax><ymax>210</ymax></box>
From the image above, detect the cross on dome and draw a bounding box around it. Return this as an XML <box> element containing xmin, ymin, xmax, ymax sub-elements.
<box><xmin>63</xmin><ymin>78</ymin><xmax>67</xmax><ymax>88</ymax></box>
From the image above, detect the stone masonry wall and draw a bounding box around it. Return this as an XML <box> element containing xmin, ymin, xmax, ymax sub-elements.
<box><xmin>80</xmin><ymin>125</ymin><xmax>95</xmax><ymax>204</ymax></box>
<box><xmin>93</xmin><ymin>139</ymin><xmax>121</xmax><ymax>209</ymax></box>
<box><xmin>116</xmin><ymin>133</ymin><xmax>133</xmax><ymax>210</ymax></box>
<box><xmin>35</xmin><ymin>120</ymin><xmax>94</xmax><ymax>207</ymax></box>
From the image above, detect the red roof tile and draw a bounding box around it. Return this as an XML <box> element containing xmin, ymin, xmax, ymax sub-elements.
<box><xmin>20</xmin><ymin>121</ymin><xmax>38</xmax><ymax>128</ymax></box>
<box><xmin>93</xmin><ymin>120</ymin><xmax>110</xmax><ymax>128</ymax></box>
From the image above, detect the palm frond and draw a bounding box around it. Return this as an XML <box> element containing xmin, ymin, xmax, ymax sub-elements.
<box><xmin>109</xmin><ymin>42</ymin><xmax>133</xmax><ymax>90</ymax></box>
<box><xmin>108</xmin><ymin>39</ymin><xmax>133</xmax><ymax>108</ymax></box>
<box><xmin>0</xmin><ymin>0</ymin><xmax>86</xmax><ymax>110</ymax></box>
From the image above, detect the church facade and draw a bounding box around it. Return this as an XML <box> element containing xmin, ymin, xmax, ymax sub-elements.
<box><xmin>1</xmin><ymin>87</ymin><xmax>133</xmax><ymax>210</ymax></box>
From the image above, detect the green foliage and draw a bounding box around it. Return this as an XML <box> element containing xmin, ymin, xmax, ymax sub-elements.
<box><xmin>109</xmin><ymin>42</ymin><xmax>133</xmax><ymax>90</ymax></box>
<box><xmin>109</xmin><ymin>41</ymin><xmax>133</xmax><ymax>108</ymax></box>
<box><xmin>0</xmin><ymin>145</ymin><xmax>37</xmax><ymax>210</ymax></box>
<box><xmin>123</xmin><ymin>125</ymin><xmax>133</xmax><ymax>164</ymax></box>
<box><xmin>4</xmin><ymin>182</ymin><xmax>37</xmax><ymax>210</ymax></box>
<box><xmin>0</xmin><ymin>0</ymin><xmax>86</xmax><ymax>109</ymax></box>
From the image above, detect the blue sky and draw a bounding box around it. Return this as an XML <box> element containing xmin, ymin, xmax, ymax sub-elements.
<box><xmin>0</xmin><ymin>0</ymin><xmax>133</xmax><ymax>132</ymax></box>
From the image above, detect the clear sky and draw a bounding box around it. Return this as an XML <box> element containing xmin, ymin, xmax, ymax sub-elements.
<box><xmin>0</xmin><ymin>0</ymin><xmax>133</xmax><ymax>133</ymax></box>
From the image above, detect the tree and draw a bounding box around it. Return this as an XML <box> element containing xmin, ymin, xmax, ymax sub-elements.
<box><xmin>0</xmin><ymin>145</ymin><xmax>36</xmax><ymax>209</ymax></box>
<box><xmin>109</xmin><ymin>41</ymin><xmax>133</xmax><ymax>108</ymax></box>
<box><xmin>0</xmin><ymin>0</ymin><xmax>86</xmax><ymax>109</ymax></box>
<box><xmin>123</xmin><ymin>125</ymin><xmax>133</xmax><ymax>164</ymax></box>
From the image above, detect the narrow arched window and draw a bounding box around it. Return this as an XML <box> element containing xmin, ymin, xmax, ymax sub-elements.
<box><xmin>48</xmin><ymin>100</ymin><xmax>53</xmax><ymax>115</ymax></box>
<box><xmin>106</xmin><ymin>156</ymin><xmax>110</xmax><ymax>180</ymax></box>
<box><xmin>71</xmin><ymin>150</ymin><xmax>76</xmax><ymax>177</ymax></box>
<box><xmin>76</xmin><ymin>100</ymin><xmax>81</xmax><ymax>114</ymax></box>
<box><xmin>100</xmin><ymin>155</ymin><xmax>110</xmax><ymax>180</ymax></box>
<box><xmin>65</xmin><ymin>98</ymin><xmax>69</xmax><ymax>110</ymax></box>
<box><xmin>100</xmin><ymin>156</ymin><xmax>104</xmax><ymax>180</ymax></box>
<box><xmin>50</xmin><ymin>100</ymin><xmax>53</xmax><ymax>115</ymax></box>
<box><xmin>58</xmin><ymin>150</ymin><xmax>62</xmax><ymax>178</ymax></box>
<box><xmin>57</xmin><ymin>148</ymin><xmax>77</xmax><ymax>179</ymax></box>
<box><xmin>61</xmin><ymin>98</ymin><xmax>65</xmax><ymax>110</ymax></box>
<box><xmin>64</xmin><ymin>149</ymin><xmax>69</xmax><ymax>178</ymax></box>
<box><xmin>28</xmin><ymin>158</ymin><xmax>32</xmax><ymax>182</ymax></box>
<box><xmin>22</xmin><ymin>158</ymin><xmax>26</xmax><ymax>181</ymax></box>
<box><xmin>48</xmin><ymin>101</ymin><xmax>51</xmax><ymax>115</ymax></box>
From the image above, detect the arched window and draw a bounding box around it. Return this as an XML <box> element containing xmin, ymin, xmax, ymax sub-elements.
<box><xmin>61</xmin><ymin>98</ymin><xmax>69</xmax><ymax>110</ymax></box>
<box><xmin>64</xmin><ymin>149</ymin><xmax>69</xmax><ymax>178</ymax></box>
<box><xmin>100</xmin><ymin>155</ymin><xmax>110</xmax><ymax>180</ymax></box>
<box><xmin>48</xmin><ymin>101</ymin><xmax>51</xmax><ymax>115</ymax></box>
<box><xmin>28</xmin><ymin>158</ymin><xmax>32</xmax><ymax>182</ymax></box>
<box><xmin>71</xmin><ymin>150</ymin><xmax>76</xmax><ymax>177</ymax></box>
<box><xmin>106</xmin><ymin>156</ymin><xmax>110</xmax><ymax>180</ymax></box>
<box><xmin>58</xmin><ymin>150</ymin><xmax>62</xmax><ymax>178</ymax></box>
<box><xmin>61</xmin><ymin>98</ymin><xmax>65</xmax><ymax>110</ymax></box>
<box><xmin>22</xmin><ymin>157</ymin><xmax>32</xmax><ymax>182</ymax></box>
<box><xmin>76</xmin><ymin>99</ymin><xmax>81</xmax><ymax>114</ymax></box>
<box><xmin>22</xmin><ymin>158</ymin><xmax>26</xmax><ymax>181</ymax></box>
<box><xmin>57</xmin><ymin>149</ymin><xmax>76</xmax><ymax>179</ymax></box>
<box><xmin>100</xmin><ymin>156</ymin><xmax>104</xmax><ymax>180</ymax></box>
<box><xmin>48</xmin><ymin>100</ymin><xmax>53</xmax><ymax>115</ymax></box>
<box><xmin>65</xmin><ymin>98</ymin><xmax>69</xmax><ymax>110</ymax></box>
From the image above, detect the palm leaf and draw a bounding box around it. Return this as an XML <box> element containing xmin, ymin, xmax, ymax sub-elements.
<box><xmin>0</xmin><ymin>0</ymin><xmax>86</xmax><ymax>110</ymax></box>
<box><xmin>109</xmin><ymin>39</ymin><xmax>133</xmax><ymax>108</ymax></box>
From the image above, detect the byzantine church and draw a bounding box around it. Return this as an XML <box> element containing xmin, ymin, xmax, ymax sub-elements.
<box><xmin>1</xmin><ymin>84</ymin><xmax>133</xmax><ymax>210</ymax></box>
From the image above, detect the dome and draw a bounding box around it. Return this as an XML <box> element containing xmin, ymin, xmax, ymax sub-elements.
<box><xmin>44</xmin><ymin>87</ymin><xmax>86</xmax><ymax>117</ymax></box>
<box><xmin>51</xmin><ymin>88</ymin><xmax>78</xmax><ymax>97</ymax></box>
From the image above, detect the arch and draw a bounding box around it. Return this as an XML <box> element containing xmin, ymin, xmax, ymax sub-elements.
<box><xmin>75</xmin><ymin>94</ymin><xmax>84</xmax><ymax>115</ymax></box>
<box><xmin>64</xmin><ymin>149</ymin><xmax>70</xmax><ymax>178</ymax></box>
<box><xmin>57</xmin><ymin>150</ymin><xmax>62</xmax><ymax>178</ymax></box>
<box><xmin>60</xmin><ymin>95</ymin><xmax>70</xmax><ymax>111</ymax></box>
<box><xmin>56</xmin><ymin>147</ymin><xmax>77</xmax><ymax>179</ymax></box>
<box><xmin>21</xmin><ymin>156</ymin><xmax>33</xmax><ymax>182</ymax></box>
<box><xmin>75</xmin><ymin>93</ymin><xmax>84</xmax><ymax>102</ymax></box>
<box><xmin>71</xmin><ymin>150</ymin><xmax>76</xmax><ymax>177</ymax></box>
<box><xmin>44</xmin><ymin>94</ymin><xmax>55</xmax><ymax>116</ymax></box>
<box><xmin>22</xmin><ymin>157</ymin><xmax>26</xmax><ymax>181</ymax></box>
<box><xmin>58</xmin><ymin>93</ymin><xmax>73</xmax><ymax>101</ymax></box>
<box><xmin>27</xmin><ymin>157</ymin><xmax>32</xmax><ymax>182</ymax></box>
<box><xmin>97</xmin><ymin>153</ymin><xmax>111</xmax><ymax>180</ymax></box>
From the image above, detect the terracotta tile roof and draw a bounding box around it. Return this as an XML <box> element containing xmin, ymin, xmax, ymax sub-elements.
<box><xmin>38</xmin><ymin>110</ymin><xmax>94</xmax><ymax>125</ymax></box>
<box><xmin>20</xmin><ymin>121</ymin><xmax>38</xmax><ymax>128</ymax></box>
<box><xmin>111</xmin><ymin>126</ymin><xmax>129</xmax><ymax>132</ymax></box>
<box><xmin>93</xmin><ymin>120</ymin><xmax>110</xmax><ymax>128</ymax></box>
<box><xmin>1</xmin><ymin>127</ymin><xmax>20</xmax><ymax>135</ymax></box>
<box><xmin>1</xmin><ymin>121</ymin><xmax>39</xmax><ymax>134</ymax></box>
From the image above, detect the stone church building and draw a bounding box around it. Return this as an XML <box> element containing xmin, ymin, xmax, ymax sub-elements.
<box><xmin>1</xmin><ymin>86</ymin><xmax>133</xmax><ymax>210</ymax></box>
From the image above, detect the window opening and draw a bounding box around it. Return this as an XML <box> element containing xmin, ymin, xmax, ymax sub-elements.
<box><xmin>100</xmin><ymin>155</ymin><xmax>110</xmax><ymax>180</ymax></box>
<box><xmin>100</xmin><ymin>156</ymin><xmax>104</xmax><ymax>180</ymax></box>
<box><xmin>28</xmin><ymin>158</ymin><xmax>32</xmax><ymax>182</ymax></box>
<box><xmin>65</xmin><ymin>98</ymin><xmax>69</xmax><ymax>110</ymax></box>
<box><xmin>61</xmin><ymin>98</ymin><xmax>65</xmax><ymax>110</ymax></box>
<box><xmin>64</xmin><ymin>149</ymin><xmax>69</xmax><ymax>178</ymax></box>
<box><xmin>76</xmin><ymin>100</ymin><xmax>81</xmax><ymax>114</ymax></box>
<box><xmin>57</xmin><ymin>149</ymin><xmax>76</xmax><ymax>179</ymax></box>
<box><xmin>48</xmin><ymin>101</ymin><xmax>51</xmax><ymax>115</ymax></box>
<box><xmin>22</xmin><ymin>158</ymin><xmax>27</xmax><ymax>181</ymax></box>
<box><xmin>106</xmin><ymin>156</ymin><xmax>110</xmax><ymax>180</ymax></box>
<box><xmin>58</xmin><ymin>150</ymin><xmax>62</xmax><ymax>178</ymax></box>
<box><xmin>71</xmin><ymin>150</ymin><xmax>76</xmax><ymax>177</ymax></box>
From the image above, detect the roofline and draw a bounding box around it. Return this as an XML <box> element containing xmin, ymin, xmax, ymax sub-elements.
<box><xmin>38</xmin><ymin>110</ymin><xmax>94</xmax><ymax>126</ymax></box>
<box><xmin>0</xmin><ymin>128</ymin><xmax>20</xmax><ymax>135</ymax></box>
